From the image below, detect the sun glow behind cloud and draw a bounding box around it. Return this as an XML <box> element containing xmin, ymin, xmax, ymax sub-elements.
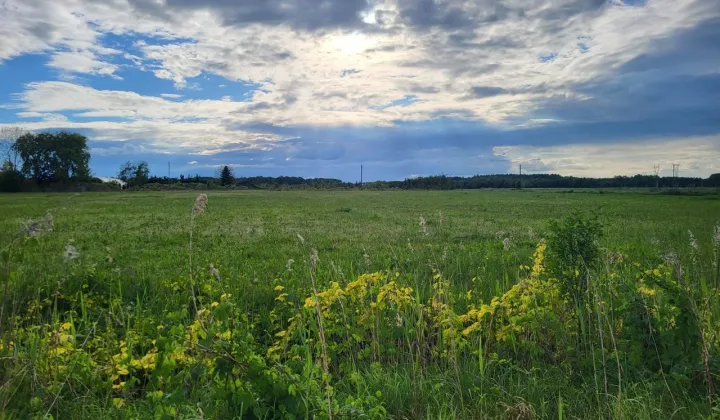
<box><xmin>329</xmin><ymin>32</ymin><xmax>377</xmax><ymax>55</ymax></box>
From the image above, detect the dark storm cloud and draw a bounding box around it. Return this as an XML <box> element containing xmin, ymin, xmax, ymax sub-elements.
<box><xmin>395</xmin><ymin>0</ymin><xmax>606</xmax><ymax>31</ymax></box>
<box><xmin>135</xmin><ymin>0</ymin><xmax>372</xmax><ymax>30</ymax></box>
<box><xmin>618</xmin><ymin>18</ymin><xmax>720</xmax><ymax>76</ymax></box>
<box><xmin>125</xmin><ymin>0</ymin><xmax>611</xmax><ymax>34</ymax></box>
<box><xmin>531</xmin><ymin>19</ymin><xmax>720</xmax><ymax>127</ymax></box>
<box><xmin>470</xmin><ymin>86</ymin><xmax>508</xmax><ymax>97</ymax></box>
<box><xmin>395</xmin><ymin>0</ymin><xmax>479</xmax><ymax>29</ymax></box>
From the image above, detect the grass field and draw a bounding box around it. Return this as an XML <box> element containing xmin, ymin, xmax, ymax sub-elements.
<box><xmin>0</xmin><ymin>190</ymin><xmax>718</xmax><ymax>419</ymax></box>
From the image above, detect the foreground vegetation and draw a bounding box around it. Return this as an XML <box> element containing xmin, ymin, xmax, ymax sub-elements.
<box><xmin>0</xmin><ymin>190</ymin><xmax>718</xmax><ymax>419</ymax></box>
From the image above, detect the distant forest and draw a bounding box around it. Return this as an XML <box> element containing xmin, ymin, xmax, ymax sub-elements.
<box><xmin>145</xmin><ymin>173</ymin><xmax>720</xmax><ymax>190</ymax></box>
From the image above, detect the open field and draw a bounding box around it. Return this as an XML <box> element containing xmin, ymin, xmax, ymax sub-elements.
<box><xmin>0</xmin><ymin>190</ymin><xmax>718</xmax><ymax>419</ymax></box>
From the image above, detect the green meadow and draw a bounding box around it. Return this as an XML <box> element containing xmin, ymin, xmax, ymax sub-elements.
<box><xmin>0</xmin><ymin>190</ymin><xmax>718</xmax><ymax>419</ymax></box>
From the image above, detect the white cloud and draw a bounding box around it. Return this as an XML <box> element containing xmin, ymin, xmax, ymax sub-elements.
<box><xmin>16</xmin><ymin>111</ymin><xmax>69</xmax><ymax>122</ymax></box>
<box><xmin>188</xmin><ymin>160</ymin><xmax>198</xmax><ymax>164</ymax></box>
<box><xmin>48</xmin><ymin>50</ymin><xmax>121</xmax><ymax>78</ymax></box>
<box><xmin>160</xmin><ymin>93</ymin><xmax>183</xmax><ymax>99</ymax></box>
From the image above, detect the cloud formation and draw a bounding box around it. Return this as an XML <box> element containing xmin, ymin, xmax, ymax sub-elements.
<box><xmin>0</xmin><ymin>0</ymin><xmax>718</xmax><ymax>179</ymax></box>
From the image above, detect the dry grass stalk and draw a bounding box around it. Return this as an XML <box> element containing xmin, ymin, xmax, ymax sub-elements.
<box><xmin>189</xmin><ymin>193</ymin><xmax>208</xmax><ymax>315</ymax></box>
<box><xmin>504</xmin><ymin>399</ymin><xmax>535</xmax><ymax>420</ymax></box>
<box><xmin>308</xmin><ymin>248</ymin><xmax>333</xmax><ymax>419</ymax></box>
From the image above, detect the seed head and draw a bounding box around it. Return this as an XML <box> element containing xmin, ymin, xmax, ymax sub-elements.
<box><xmin>286</xmin><ymin>259</ymin><xmax>295</xmax><ymax>272</ymax></box>
<box><xmin>296</xmin><ymin>233</ymin><xmax>305</xmax><ymax>245</ymax></box>
<box><xmin>45</xmin><ymin>212</ymin><xmax>54</xmax><ymax>230</ymax></box>
<box><xmin>688</xmin><ymin>230</ymin><xmax>698</xmax><ymax>250</ymax></box>
<box><xmin>395</xmin><ymin>313</ymin><xmax>403</xmax><ymax>327</ymax></box>
<box><xmin>503</xmin><ymin>237</ymin><xmax>511</xmax><ymax>251</ymax></box>
<box><xmin>714</xmin><ymin>222</ymin><xmax>720</xmax><ymax>247</ymax></box>
<box><xmin>608</xmin><ymin>251</ymin><xmax>624</xmax><ymax>264</ymax></box>
<box><xmin>209</xmin><ymin>264</ymin><xmax>221</xmax><ymax>281</ymax></box>
<box><xmin>191</xmin><ymin>193</ymin><xmax>208</xmax><ymax>215</ymax></box>
<box><xmin>310</xmin><ymin>248</ymin><xmax>319</xmax><ymax>272</ymax></box>
<box><xmin>63</xmin><ymin>244</ymin><xmax>79</xmax><ymax>262</ymax></box>
<box><xmin>419</xmin><ymin>215</ymin><xmax>428</xmax><ymax>236</ymax></box>
<box><xmin>21</xmin><ymin>211</ymin><xmax>54</xmax><ymax>237</ymax></box>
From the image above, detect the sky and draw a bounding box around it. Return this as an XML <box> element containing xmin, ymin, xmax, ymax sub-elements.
<box><xmin>0</xmin><ymin>0</ymin><xmax>719</xmax><ymax>181</ymax></box>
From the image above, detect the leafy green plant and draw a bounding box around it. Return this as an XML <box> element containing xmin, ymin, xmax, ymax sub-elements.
<box><xmin>546</xmin><ymin>210</ymin><xmax>604</xmax><ymax>301</ymax></box>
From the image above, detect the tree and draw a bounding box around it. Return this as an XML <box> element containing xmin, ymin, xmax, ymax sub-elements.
<box><xmin>220</xmin><ymin>165</ymin><xmax>234</xmax><ymax>186</ymax></box>
<box><xmin>708</xmin><ymin>173</ymin><xmax>720</xmax><ymax>187</ymax></box>
<box><xmin>118</xmin><ymin>161</ymin><xmax>150</xmax><ymax>187</ymax></box>
<box><xmin>135</xmin><ymin>161</ymin><xmax>150</xmax><ymax>186</ymax></box>
<box><xmin>13</xmin><ymin>131</ymin><xmax>90</xmax><ymax>183</ymax></box>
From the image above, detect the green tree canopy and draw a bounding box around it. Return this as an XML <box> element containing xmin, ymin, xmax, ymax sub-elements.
<box><xmin>118</xmin><ymin>161</ymin><xmax>150</xmax><ymax>187</ymax></box>
<box><xmin>13</xmin><ymin>132</ymin><xmax>90</xmax><ymax>183</ymax></box>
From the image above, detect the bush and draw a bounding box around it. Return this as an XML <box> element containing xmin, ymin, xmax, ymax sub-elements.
<box><xmin>546</xmin><ymin>211</ymin><xmax>604</xmax><ymax>300</ymax></box>
<box><xmin>0</xmin><ymin>169</ymin><xmax>25</xmax><ymax>192</ymax></box>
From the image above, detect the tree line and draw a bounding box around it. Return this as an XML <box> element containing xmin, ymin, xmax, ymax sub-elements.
<box><xmin>1</xmin><ymin>127</ymin><xmax>719</xmax><ymax>192</ymax></box>
<box><xmin>366</xmin><ymin>173</ymin><xmax>720</xmax><ymax>190</ymax></box>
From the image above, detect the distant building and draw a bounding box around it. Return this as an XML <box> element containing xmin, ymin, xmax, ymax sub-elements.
<box><xmin>98</xmin><ymin>177</ymin><xmax>127</xmax><ymax>188</ymax></box>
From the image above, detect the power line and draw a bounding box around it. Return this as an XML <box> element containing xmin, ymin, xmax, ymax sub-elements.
<box><xmin>653</xmin><ymin>164</ymin><xmax>660</xmax><ymax>190</ymax></box>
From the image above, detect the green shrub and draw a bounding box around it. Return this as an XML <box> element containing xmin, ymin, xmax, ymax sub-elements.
<box><xmin>546</xmin><ymin>211</ymin><xmax>604</xmax><ymax>300</ymax></box>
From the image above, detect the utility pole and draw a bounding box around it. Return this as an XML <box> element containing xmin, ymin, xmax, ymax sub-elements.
<box><xmin>360</xmin><ymin>164</ymin><xmax>363</xmax><ymax>186</ymax></box>
<box><xmin>653</xmin><ymin>164</ymin><xmax>661</xmax><ymax>190</ymax></box>
<box><xmin>168</xmin><ymin>162</ymin><xmax>171</xmax><ymax>179</ymax></box>
<box><xmin>672</xmin><ymin>163</ymin><xmax>680</xmax><ymax>188</ymax></box>
<box><xmin>519</xmin><ymin>164</ymin><xmax>522</xmax><ymax>189</ymax></box>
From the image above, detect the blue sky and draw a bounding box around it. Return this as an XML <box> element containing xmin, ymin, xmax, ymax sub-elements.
<box><xmin>1</xmin><ymin>0</ymin><xmax>719</xmax><ymax>181</ymax></box>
